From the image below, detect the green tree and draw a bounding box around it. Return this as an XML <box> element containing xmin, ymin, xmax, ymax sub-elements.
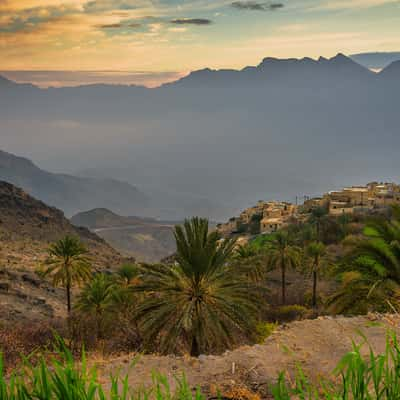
<box><xmin>309</xmin><ymin>206</ymin><xmax>328</xmax><ymax>242</ymax></box>
<box><xmin>117</xmin><ymin>263</ymin><xmax>139</xmax><ymax>286</ymax></box>
<box><xmin>75</xmin><ymin>273</ymin><xmax>116</xmax><ymax>339</ymax></box>
<box><xmin>328</xmin><ymin>209</ymin><xmax>400</xmax><ymax>314</ymax></box>
<box><xmin>134</xmin><ymin>217</ymin><xmax>260</xmax><ymax>356</ymax></box>
<box><xmin>39</xmin><ymin>236</ymin><xmax>91</xmax><ymax>313</ymax></box>
<box><xmin>233</xmin><ymin>243</ymin><xmax>265</xmax><ymax>284</ymax></box>
<box><xmin>305</xmin><ymin>241</ymin><xmax>326</xmax><ymax>308</ymax></box>
<box><xmin>266</xmin><ymin>231</ymin><xmax>301</xmax><ymax>305</ymax></box>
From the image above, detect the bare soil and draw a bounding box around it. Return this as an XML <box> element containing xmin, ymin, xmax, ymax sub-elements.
<box><xmin>95</xmin><ymin>314</ymin><xmax>400</xmax><ymax>397</ymax></box>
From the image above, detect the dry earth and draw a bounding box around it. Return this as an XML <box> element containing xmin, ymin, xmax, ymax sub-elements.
<box><xmin>95</xmin><ymin>314</ymin><xmax>400</xmax><ymax>397</ymax></box>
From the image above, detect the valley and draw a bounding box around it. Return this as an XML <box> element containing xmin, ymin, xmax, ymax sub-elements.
<box><xmin>71</xmin><ymin>208</ymin><xmax>176</xmax><ymax>262</ymax></box>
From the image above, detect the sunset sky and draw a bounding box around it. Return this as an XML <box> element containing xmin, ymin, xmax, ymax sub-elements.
<box><xmin>0</xmin><ymin>0</ymin><xmax>399</xmax><ymax>86</ymax></box>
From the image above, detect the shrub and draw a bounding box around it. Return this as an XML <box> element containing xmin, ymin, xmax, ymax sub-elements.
<box><xmin>255</xmin><ymin>322</ymin><xmax>278</xmax><ymax>344</ymax></box>
<box><xmin>266</xmin><ymin>305</ymin><xmax>309</xmax><ymax>323</ymax></box>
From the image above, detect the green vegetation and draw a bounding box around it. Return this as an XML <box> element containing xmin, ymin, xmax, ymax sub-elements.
<box><xmin>5</xmin><ymin>207</ymin><xmax>400</xmax><ymax>398</ymax></box>
<box><xmin>38</xmin><ymin>235</ymin><xmax>92</xmax><ymax>313</ymax></box>
<box><xmin>75</xmin><ymin>273</ymin><xmax>116</xmax><ymax>339</ymax></box>
<box><xmin>3</xmin><ymin>333</ymin><xmax>400</xmax><ymax>399</ymax></box>
<box><xmin>305</xmin><ymin>241</ymin><xmax>326</xmax><ymax>308</ymax></box>
<box><xmin>133</xmin><ymin>217</ymin><xmax>261</xmax><ymax>356</ymax></box>
<box><xmin>271</xmin><ymin>333</ymin><xmax>400</xmax><ymax>399</ymax></box>
<box><xmin>0</xmin><ymin>339</ymin><xmax>204</xmax><ymax>400</ymax></box>
<box><xmin>327</xmin><ymin>208</ymin><xmax>400</xmax><ymax>314</ymax></box>
<box><xmin>265</xmin><ymin>231</ymin><xmax>301</xmax><ymax>305</ymax></box>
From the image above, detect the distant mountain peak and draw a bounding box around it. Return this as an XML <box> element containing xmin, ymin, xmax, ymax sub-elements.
<box><xmin>380</xmin><ymin>60</ymin><xmax>400</xmax><ymax>78</ymax></box>
<box><xmin>0</xmin><ymin>75</ymin><xmax>15</xmax><ymax>86</ymax></box>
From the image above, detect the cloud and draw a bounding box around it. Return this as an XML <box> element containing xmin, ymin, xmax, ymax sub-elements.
<box><xmin>170</xmin><ymin>18</ymin><xmax>212</xmax><ymax>25</ymax></box>
<box><xmin>95</xmin><ymin>21</ymin><xmax>141</xmax><ymax>29</ymax></box>
<box><xmin>231</xmin><ymin>1</ymin><xmax>284</xmax><ymax>11</ymax></box>
<box><xmin>97</xmin><ymin>23</ymin><xmax>122</xmax><ymax>28</ymax></box>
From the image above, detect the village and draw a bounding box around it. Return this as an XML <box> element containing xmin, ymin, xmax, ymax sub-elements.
<box><xmin>217</xmin><ymin>181</ymin><xmax>400</xmax><ymax>237</ymax></box>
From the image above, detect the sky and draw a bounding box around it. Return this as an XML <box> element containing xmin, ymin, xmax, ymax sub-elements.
<box><xmin>0</xmin><ymin>0</ymin><xmax>400</xmax><ymax>86</ymax></box>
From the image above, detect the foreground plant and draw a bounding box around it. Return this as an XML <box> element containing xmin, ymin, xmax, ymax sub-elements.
<box><xmin>271</xmin><ymin>332</ymin><xmax>400</xmax><ymax>399</ymax></box>
<box><xmin>3</xmin><ymin>332</ymin><xmax>400</xmax><ymax>399</ymax></box>
<box><xmin>134</xmin><ymin>217</ymin><xmax>261</xmax><ymax>356</ymax></box>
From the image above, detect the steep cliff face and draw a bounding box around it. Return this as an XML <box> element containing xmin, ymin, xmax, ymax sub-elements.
<box><xmin>0</xmin><ymin>180</ymin><xmax>122</xmax><ymax>269</ymax></box>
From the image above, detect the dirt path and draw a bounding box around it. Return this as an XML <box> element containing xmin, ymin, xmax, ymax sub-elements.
<box><xmin>96</xmin><ymin>314</ymin><xmax>400</xmax><ymax>397</ymax></box>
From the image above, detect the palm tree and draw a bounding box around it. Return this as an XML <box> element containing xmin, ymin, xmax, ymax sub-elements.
<box><xmin>134</xmin><ymin>217</ymin><xmax>260</xmax><ymax>356</ymax></box>
<box><xmin>328</xmin><ymin>209</ymin><xmax>400</xmax><ymax>313</ymax></box>
<box><xmin>233</xmin><ymin>243</ymin><xmax>265</xmax><ymax>284</ymax></box>
<box><xmin>266</xmin><ymin>231</ymin><xmax>301</xmax><ymax>305</ymax></box>
<box><xmin>117</xmin><ymin>263</ymin><xmax>139</xmax><ymax>286</ymax></box>
<box><xmin>309</xmin><ymin>206</ymin><xmax>328</xmax><ymax>242</ymax></box>
<box><xmin>39</xmin><ymin>236</ymin><xmax>92</xmax><ymax>313</ymax></box>
<box><xmin>305</xmin><ymin>241</ymin><xmax>326</xmax><ymax>308</ymax></box>
<box><xmin>75</xmin><ymin>273</ymin><xmax>116</xmax><ymax>339</ymax></box>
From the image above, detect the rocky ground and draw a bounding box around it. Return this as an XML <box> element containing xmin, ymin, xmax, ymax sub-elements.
<box><xmin>0</xmin><ymin>181</ymin><xmax>124</xmax><ymax>323</ymax></box>
<box><xmin>95</xmin><ymin>314</ymin><xmax>400</xmax><ymax>398</ymax></box>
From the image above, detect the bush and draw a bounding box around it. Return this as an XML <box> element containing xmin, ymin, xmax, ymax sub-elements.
<box><xmin>255</xmin><ymin>321</ymin><xmax>278</xmax><ymax>344</ymax></box>
<box><xmin>266</xmin><ymin>305</ymin><xmax>309</xmax><ymax>323</ymax></box>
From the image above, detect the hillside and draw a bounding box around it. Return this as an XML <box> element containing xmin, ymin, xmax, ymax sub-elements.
<box><xmin>71</xmin><ymin>208</ymin><xmax>176</xmax><ymax>263</ymax></box>
<box><xmin>96</xmin><ymin>314</ymin><xmax>400</xmax><ymax>397</ymax></box>
<box><xmin>0</xmin><ymin>149</ymin><xmax>149</xmax><ymax>217</ymax></box>
<box><xmin>0</xmin><ymin>181</ymin><xmax>123</xmax><ymax>323</ymax></box>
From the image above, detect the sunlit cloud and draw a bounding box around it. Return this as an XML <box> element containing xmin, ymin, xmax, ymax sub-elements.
<box><xmin>0</xmin><ymin>0</ymin><xmax>399</xmax><ymax>85</ymax></box>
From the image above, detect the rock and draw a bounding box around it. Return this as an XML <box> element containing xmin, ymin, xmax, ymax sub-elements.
<box><xmin>22</xmin><ymin>274</ymin><xmax>41</xmax><ymax>287</ymax></box>
<box><xmin>0</xmin><ymin>282</ymin><xmax>10</xmax><ymax>292</ymax></box>
<box><xmin>198</xmin><ymin>354</ymin><xmax>207</xmax><ymax>363</ymax></box>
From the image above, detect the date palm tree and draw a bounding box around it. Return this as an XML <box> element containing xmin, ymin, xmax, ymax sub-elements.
<box><xmin>328</xmin><ymin>208</ymin><xmax>400</xmax><ymax>313</ymax></box>
<box><xmin>233</xmin><ymin>243</ymin><xmax>265</xmax><ymax>284</ymax></box>
<box><xmin>39</xmin><ymin>236</ymin><xmax>92</xmax><ymax>313</ymax></box>
<box><xmin>75</xmin><ymin>273</ymin><xmax>116</xmax><ymax>339</ymax></box>
<box><xmin>266</xmin><ymin>231</ymin><xmax>301</xmax><ymax>305</ymax></box>
<box><xmin>305</xmin><ymin>241</ymin><xmax>326</xmax><ymax>308</ymax></box>
<box><xmin>134</xmin><ymin>217</ymin><xmax>260</xmax><ymax>356</ymax></box>
<box><xmin>117</xmin><ymin>263</ymin><xmax>139</xmax><ymax>286</ymax></box>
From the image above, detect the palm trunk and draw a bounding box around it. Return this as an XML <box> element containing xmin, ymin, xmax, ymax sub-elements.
<box><xmin>312</xmin><ymin>270</ymin><xmax>317</xmax><ymax>308</ymax></box>
<box><xmin>66</xmin><ymin>283</ymin><xmax>71</xmax><ymax>313</ymax></box>
<box><xmin>190</xmin><ymin>335</ymin><xmax>200</xmax><ymax>357</ymax></box>
<box><xmin>281</xmin><ymin>263</ymin><xmax>286</xmax><ymax>305</ymax></box>
<box><xmin>96</xmin><ymin>309</ymin><xmax>103</xmax><ymax>340</ymax></box>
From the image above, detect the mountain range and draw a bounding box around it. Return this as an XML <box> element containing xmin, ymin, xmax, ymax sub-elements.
<box><xmin>1</xmin><ymin>53</ymin><xmax>400</xmax><ymax>220</ymax></box>
<box><xmin>0</xmin><ymin>149</ymin><xmax>148</xmax><ymax>217</ymax></box>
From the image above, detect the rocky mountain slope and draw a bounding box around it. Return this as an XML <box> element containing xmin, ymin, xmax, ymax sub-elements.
<box><xmin>71</xmin><ymin>208</ymin><xmax>176</xmax><ymax>263</ymax></box>
<box><xmin>0</xmin><ymin>149</ymin><xmax>149</xmax><ymax>217</ymax></box>
<box><xmin>0</xmin><ymin>181</ymin><xmax>123</xmax><ymax>322</ymax></box>
<box><xmin>97</xmin><ymin>314</ymin><xmax>400</xmax><ymax>397</ymax></box>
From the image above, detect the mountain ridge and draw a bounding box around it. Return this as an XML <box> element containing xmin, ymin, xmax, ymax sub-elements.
<box><xmin>1</xmin><ymin>53</ymin><xmax>399</xmax><ymax>90</ymax></box>
<box><xmin>0</xmin><ymin>149</ymin><xmax>149</xmax><ymax>217</ymax></box>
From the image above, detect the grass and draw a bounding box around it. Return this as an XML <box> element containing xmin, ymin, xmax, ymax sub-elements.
<box><xmin>2</xmin><ymin>333</ymin><xmax>400</xmax><ymax>399</ymax></box>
